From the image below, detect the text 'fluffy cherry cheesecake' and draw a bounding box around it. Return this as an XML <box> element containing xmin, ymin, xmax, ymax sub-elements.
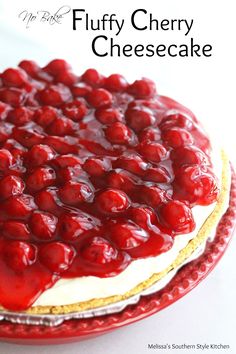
<box><xmin>0</xmin><ymin>60</ymin><xmax>230</xmax><ymax>315</ymax></box>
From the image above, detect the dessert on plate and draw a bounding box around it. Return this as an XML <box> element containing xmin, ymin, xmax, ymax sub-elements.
<box><xmin>0</xmin><ymin>59</ymin><xmax>231</xmax><ymax>315</ymax></box>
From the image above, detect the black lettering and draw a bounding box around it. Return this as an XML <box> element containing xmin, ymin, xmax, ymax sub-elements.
<box><xmin>134</xmin><ymin>44</ymin><xmax>144</xmax><ymax>57</ymax></box>
<box><xmin>72</xmin><ymin>9</ymin><xmax>85</xmax><ymax>30</ymax></box>
<box><xmin>156</xmin><ymin>44</ymin><xmax>166</xmax><ymax>57</ymax></box>
<box><xmin>131</xmin><ymin>9</ymin><xmax>147</xmax><ymax>30</ymax></box>
<box><xmin>168</xmin><ymin>44</ymin><xmax>177</xmax><ymax>57</ymax></box>
<box><xmin>190</xmin><ymin>37</ymin><xmax>201</xmax><ymax>57</ymax></box>
<box><xmin>202</xmin><ymin>44</ymin><xmax>212</xmax><ymax>57</ymax></box>
<box><xmin>146</xmin><ymin>44</ymin><xmax>154</xmax><ymax>57</ymax></box>
<box><xmin>92</xmin><ymin>35</ymin><xmax>108</xmax><ymax>57</ymax></box>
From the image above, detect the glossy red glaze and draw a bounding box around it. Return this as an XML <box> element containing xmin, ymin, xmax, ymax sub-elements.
<box><xmin>0</xmin><ymin>60</ymin><xmax>219</xmax><ymax>311</ymax></box>
<box><xmin>0</xmin><ymin>168</ymin><xmax>235</xmax><ymax>345</ymax></box>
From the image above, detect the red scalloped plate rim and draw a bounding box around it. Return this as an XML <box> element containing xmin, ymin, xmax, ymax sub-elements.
<box><xmin>0</xmin><ymin>168</ymin><xmax>235</xmax><ymax>345</ymax></box>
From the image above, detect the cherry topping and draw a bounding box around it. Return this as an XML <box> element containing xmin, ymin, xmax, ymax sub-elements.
<box><xmin>26</xmin><ymin>144</ymin><xmax>55</xmax><ymax>167</ymax></box>
<box><xmin>39</xmin><ymin>242</ymin><xmax>75</xmax><ymax>273</ymax></box>
<box><xmin>125</xmin><ymin>107</ymin><xmax>155</xmax><ymax>132</ymax></box>
<box><xmin>128</xmin><ymin>78</ymin><xmax>156</xmax><ymax>98</ymax></box>
<box><xmin>162</xmin><ymin>128</ymin><xmax>194</xmax><ymax>148</ymax></box>
<box><xmin>29</xmin><ymin>211</ymin><xmax>57</xmax><ymax>240</ymax></box>
<box><xmin>95</xmin><ymin>189</ymin><xmax>130</xmax><ymax>213</ymax></box>
<box><xmin>104</xmin><ymin>74</ymin><xmax>128</xmax><ymax>92</ymax></box>
<box><xmin>4</xmin><ymin>241</ymin><xmax>36</xmax><ymax>272</ymax></box>
<box><xmin>138</xmin><ymin>141</ymin><xmax>167</xmax><ymax>162</ymax></box>
<box><xmin>109</xmin><ymin>221</ymin><xmax>149</xmax><ymax>250</ymax></box>
<box><xmin>3</xmin><ymin>221</ymin><xmax>30</xmax><ymax>240</ymax></box>
<box><xmin>158</xmin><ymin>200</ymin><xmax>195</xmax><ymax>234</ymax></box>
<box><xmin>58</xmin><ymin>181</ymin><xmax>93</xmax><ymax>205</ymax></box>
<box><xmin>0</xmin><ymin>149</ymin><xmax>14</xmax><ymax>170</ymax></box>
<box><xmin>7</xmin><ymin>107</ymin><xmax>33</xmax><ymax>126</ymax></box>
<box><xmin>105</xmin><ymin>122</ymin><xmax>132</xmax><ymax>145</ymax></box>
<box><xmin>86</xmin><ymin>88</ymin><xmax>112</xmax><ymax>108</ymax></box>
<box><xmin>62</xmin><ymin>100</ymin><xmax>87</xmax><ymax>121</ymax></box>
<box><xmin>57</xmin><ymin>212</ymin><xmax>96</xmax><ymax>241</ymax></box>
<box><xmin>80</xmin><ymin>237</ymin><xmax>117</xmax><ymax>264</ymax></box>
<box><xmin>0</xmin><ymin>60</ymin><xmax>219</xmax><ymax>311</ymax></box>
<box><xmin>83</xmin><ymin>157</ymin><xmax>111</xmax><ymax>176</ymax></box>
<box><xmin>26</xmin><ymin>167</ymin><xmax>56</xmax><ymax>192</ymax></box>
<box><xmin>0</xmin><ymin>175</ymin><xmax>25</xmax><ymax>200</ymax></box>
<box><xmin>81</xmin><ymin>68</ymin><xmax>104</xmax><ymax>87</ymax></box>
<box><xmin>1</xmin><ymin>68</ymin><xmax>27</xmax><ymax>87</ymax></box>
<box><xmin>43</xmin><ymin>59</ymin><xmax>71</xmax><ymax>75</ymax></box>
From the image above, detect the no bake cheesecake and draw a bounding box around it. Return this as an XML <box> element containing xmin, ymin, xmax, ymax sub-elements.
<box><xmin>0</xmin><ymin>60</ymin><xmax>231</xmax><ymax>315</ymax></box>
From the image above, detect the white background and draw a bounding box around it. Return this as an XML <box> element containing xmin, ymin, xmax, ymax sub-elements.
<box><xmin>0</xmin><ymin>0</ymin><xmax>235</xmax><ymax>353</ymax></box>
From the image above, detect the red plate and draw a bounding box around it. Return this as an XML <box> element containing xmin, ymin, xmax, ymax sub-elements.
<box><xmin>0</xmin><ymin>169</ymin><xmax>235</xmax><ymax>345</ymax></box>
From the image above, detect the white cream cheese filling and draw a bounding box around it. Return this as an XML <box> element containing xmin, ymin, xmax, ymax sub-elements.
<box><xmin>33</xmin><ymin>150</ymin><xmax>229</xmax><ymax>307</ymax></box>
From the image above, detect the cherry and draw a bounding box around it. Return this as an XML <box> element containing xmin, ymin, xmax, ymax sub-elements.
<box><xmin>0</xmin><ymin>175</ymin><xmax>25</xmax><ymax>200</ymax></box>
<box><xmin>105</xmin><ymin>122</ymin><xmax>132</xmax><ymax>145</ymax></box>
<box><xmin>2</xmin><ymin>221</ymin><xmax>30</xmax><ymax>240</ymax></box>
<box><xmin>139</xmin><ymin>127</ymin><xmax>161</xmax><ymax>142</ymax></box>
<box><xmin>160</xmin><ymin>113</ymin><xmax>193</xmax><ymax>131</ymax></box>
<box><xmin>30</xmin><ymin>211</ymin><xmax>57</xmax><ymax>240</ymax></box>
<box><xmin>43</xmin><ymin>59</ymin><xmax>71</xmax><ymax>75</ymax></box>
<box><xmin>12</xmin><ymin>127</ymin><xmax>44</xmax><ymax>148</ymax></box>
<box><xmin>47</xmin><ymin>117</ymin><xmax>75</xmax><ymax>136</ymax></box>
<box><xmin>173</xmin><ymin>165</ymin><xmax>219</xmax><ymax>205</ymax></box>
<box><xmin>34</xmin><ymin>106</ymin><xmax>58</xmax><ymax>127</ymax></box>
<box><xmin>159</xmin><ymin>200</ymin><xmax>195</xmax><ymax>234</ymax></box>
<box><xmin>106</xmin><ymin>170</ymin><xmax>137</xmax><ymax>194</ymax></box>
<box><xmin>56</xmin><ymin>166</ymin><xmax>83</xmax><ymax>184</ymax></box>
<box><xmin>109</xmin><ymin>222</ymin><xmax>148</xmax><ymax>250</ymax></box>
<box><xmin>26</xmin><ymin>144</ymin><xmax>55</xmax><ymax>167</ymax></box>
<box><xmin>57</xmin><ymin>213</ymin><xmax>96</xmax><ymax>241</ymax></box>
<box><xmin>0</xmin><ymin>122</ymin><xmax>11</xmax><ymax>143</ymax></box>
<box><xmin>1</xmin><ymin>68</ymin><xmax>28</xmax><ymax>87</ymax></box>
<box><xmin>3</xmin><ymin>241</ymin><xmax>36</xmax><ymax>272</ymax></box>
<box><xmin>35</xmin><ymin>188</ymin><xmax>61</xmax><ymax>212</ymax></box>
<box><xmin>139</xmin><ymin>141</ymin><xmax>167</xmax><ymax>162</ymax></box>
<box><xmin>0</xmin><ymin>149</ymin><xmax>14</xmax><ymax>170</ymax></box>
<box><xmin>171</xmin><ymin>146</ymin><xmax>209</xmax><ymax>167</ymax></box>
<box><xmin>39</xmin><ymin>242</ymin><xmax>75</xmax><ymax>273</ymax></box>
<box><xmin>86</xmin><ymin>88</ymin><xmax>112</xmax><ymax>108</ymax></box>
<box><xmin>81</xmin><ymin>68</ymin><xmax>104</xmax><ymax>87</ymax></box>
<box><xmin>162</xmin><ymin>128</ymin><xmax>194</xmax><ymax>148</ymax></box>
<box><xmin>95</xmin><ymin>107</ymin><xmax>122</xmax><ymax>124</ymax></box>
<box><xmin>113</xmin><ymin>155</ymin><xmax>148</xmax><ymax>176</ymax></box>
<box><xmin>139</xmin><ymin>185</ymin><xmax>166</xmax><ymax>207</ymax></box>
<box><xmin>0</xmin><ymin>88</ymin><xmax>26</xmax><ymax>107</ymax></box>
<box><xmin>43</xmin><ymin>136</ymin><xmax>77</xmax><ymax>154</ymax></box>
<box><xmin>2</xmin><ymin>194</ymin><xmax>36</xmax><ymax>219</ymax></box>
<box><xmin>83</xmin><ymin>157</ymin><xmax>111</xmax><ymax>176</ymax></box>
<box><xmin>7</xmin><ymin>107</ymin><xmax>33</xmax><ymax>126</ymax></box>
<box><xmin>19</xmin><ymin>60</ymin><xmax>39</xmax><ymax>77</ymax></box>
<box><xmin>104</xmin><ymin>74</ymin><xmax>128</xmax><ymax>92</ymax></box>
<box><xmin>2</xmin><ymin>139</ymin><xmax>26</xmax><ymax>159</ymax></box>
<box><xmin>71</xmin><ymin>83</ymin><xmax>92</xmax><ymax>97</ymax></box>
<box><xmin>55</xmin><ymin>70</ymin><xmax>77</xmax><ymax>86</ymax></box>
<box><xmin>52</xmin><ymin>155</ymin><xmax>81</xmax><ymax>169</ymax></box>
<box><xmin>58</xmin><ymin>181</ymin><xmax>93</xmax><ymax>205</ymax></box>
<box><xmin>125</xmin><ymin>107</ymin><xmax>155</xmax><ymax>132</ymax></box>
<box><xmin>128</xmin><ymin>78</ymin><xmax>156</xmax><ymax>98</ymax></box>
<box><xmin>95</xmin><ymin>189</ymin><xmax>130</xmax><ymax>213</ymax></box>
<box><xmin>62</xmin><ymin>100</ymin><xmax>87</xmax><ymax>121</ymax></box>
<box><xmin>38</xmin><ymin>85</ymin><xmax>71</xmax><ymax>106</ymax></box>
<box><xmin>129</xmin><ymin>206</ymin><xmax>157</xmax><ymax>229</ymax></box>
<box><xmin>144</xmin><ymin>166</ymin><xmax>171</xmax><ymax>183</ymax></box>
<box><xmin>80</xmin><ymin>237</ymin><xmax>117</xmax><ymax>264</ymax></box>
<box><xmin>26</xmin><ymin>167</ymin><xmax>56</xmax><ymax>192</ymax></box>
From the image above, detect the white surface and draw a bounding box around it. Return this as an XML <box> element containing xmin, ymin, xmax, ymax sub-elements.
<box><xmin>0</xmin><ymin>0</ymin><xmax>235</xmax><ymax>352</ymax></box>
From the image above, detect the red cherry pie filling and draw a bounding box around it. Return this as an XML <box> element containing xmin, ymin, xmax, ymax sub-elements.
<box><xmin>0</xmin><ymin>59</ymin><xmax>229</xmax><ymax>313</ymax></box>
